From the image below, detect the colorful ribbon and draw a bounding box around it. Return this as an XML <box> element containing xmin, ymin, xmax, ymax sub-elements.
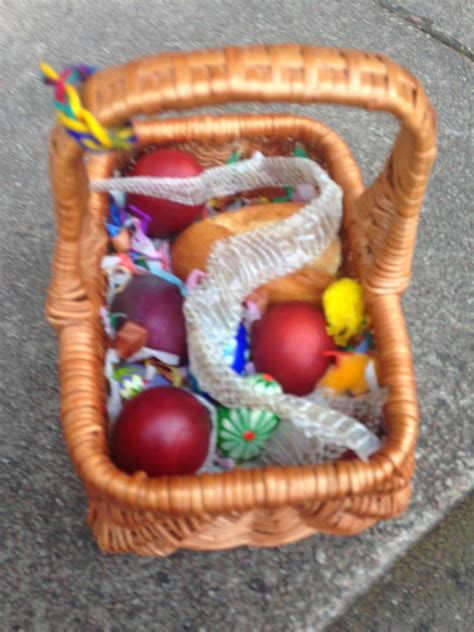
<box><xmin>40</xmin><ymin>61</ymin><xmax>136</xmax><ymax>151</ymax></box>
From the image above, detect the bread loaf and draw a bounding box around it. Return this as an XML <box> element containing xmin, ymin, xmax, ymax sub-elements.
<box><xmin>171</xmin><ymin>202</ymin><xmax>341</xmax><ymax>304</ymax></box>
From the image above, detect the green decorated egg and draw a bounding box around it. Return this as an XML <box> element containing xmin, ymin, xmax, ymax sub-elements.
<box><xmin>217</xmin><ymin>374</ymin><xmax>282</xmax><ymax>462</ymax></box>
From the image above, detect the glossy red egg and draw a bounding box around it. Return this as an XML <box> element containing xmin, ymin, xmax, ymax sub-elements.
<box><xmin>111</xmin><ymin>387</ymin><xmax>212</xmax><ymax>476</ymax></box>
<box><xmin>251</xmin><ymin>301</ymin><xmax>336</xmax><ymax>396</ymax></box>
<box><xmin>340</xmin><ymin>449</ymin><xmax>358</xmax><ymax>461</ymax></box>
<box><xmin>128</xmin><ymin>148</ymin><xmax>205</xmax><ymax>238</ymax></box>
<box><xmin>111</xmin><ymin>274</ymin><xmax>187</xmax><ymax>363</ymax></box>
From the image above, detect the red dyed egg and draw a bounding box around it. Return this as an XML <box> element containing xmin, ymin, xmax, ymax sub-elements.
<box><xmin>111</xmin><ymin>274</ymin><xmax>187</xmax><ymax>363</ymax></box>
<box><xmin>128</xmin><ymin>148</ymin><xmax>205</xmax><ymax>237</ymax></box>
<box><xmin>340</xmin><ymin>449</ymin><xmax>358</xmax><ymax>461</ymax></box>
<box><xmin>251</xmin><ymin>301</ymin><xmax>336</xmax><ymax>396</ymax></box>
<box><xmin>111</xmin><ymin>387</ymin><xmax>212</xmax><ymax>476</ymax></box>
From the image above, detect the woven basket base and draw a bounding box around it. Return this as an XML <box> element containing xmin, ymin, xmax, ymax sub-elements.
<box><xmin>88</xmin><ymin>485</ymin><xmax>410</xmax><ymax>556</ymax></box>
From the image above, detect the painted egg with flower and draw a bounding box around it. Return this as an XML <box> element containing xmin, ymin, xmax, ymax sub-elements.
<box><xmin>217</xmin><ymin>374</ymin><xmax>282</xmax><ymax>462</ymax></box>
<box><xmin>112</xmin><ymin>363</ymin><xmax>147</xmax><ymax>400</ymax></box>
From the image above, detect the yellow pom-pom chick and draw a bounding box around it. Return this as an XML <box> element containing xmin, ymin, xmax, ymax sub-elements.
<box><xmin>322</xmin><ymin>278</ymin><xmax>366</xmax><ymax>346</ymax></box>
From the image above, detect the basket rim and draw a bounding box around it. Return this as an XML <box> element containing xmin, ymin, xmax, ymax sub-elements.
<box><xmin>50</xmin><ymin>112</ymin><xmax>418</xmax><ymax>516</ymax></box>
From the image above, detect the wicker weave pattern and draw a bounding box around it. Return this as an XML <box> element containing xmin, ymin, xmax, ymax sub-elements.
<box><xmin>46</xmin><ymin>46</ymin><xmax>436</xmax><ymax>555</ymax></box>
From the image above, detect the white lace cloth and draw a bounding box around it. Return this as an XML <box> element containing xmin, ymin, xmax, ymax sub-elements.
<box><xmin>91</xmin><ymin>155</ymin><xmax>381</xmax><ymax>459</ymax></box>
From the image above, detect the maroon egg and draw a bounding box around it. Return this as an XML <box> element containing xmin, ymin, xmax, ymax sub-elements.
<box><xmin>251</xmin><ymin>301</ymin><xmax>336</xmax><ymax>396</ymax></box>
<box><xmin>111</xmin><ymin>274</ymin><xmax>187</xmax><ymax>363</ymax></box>
<box><xmin>340</xmin><ymin>449</ymin><xmax>358</xmax><ymax>461</ymax></box>
<box><xmin>111</xmin><ymin>386</ymin><xmax>212</xmax><ymax>476</ymax></box>
<box><xmin>128</xmin><ymin>148</ymin><xmax>205</xmax><ymax>238</ymax></box>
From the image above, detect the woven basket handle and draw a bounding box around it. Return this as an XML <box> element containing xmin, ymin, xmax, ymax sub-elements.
<box><xmin>47</xmin><ymin>45</ymin><xmax>436</xmax><ymax>326</ymax></box>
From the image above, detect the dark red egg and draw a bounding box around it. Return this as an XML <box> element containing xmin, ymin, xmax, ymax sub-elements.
<box><xmin>251</xmin><ymin>301</ymin><xmax>336</xmax><ymax>396</ymax></box>
<box><xmin>128</xmin><ymin>148</ymin><xmax>205</xmax><ymax>238</ymax></box>
<box><xmin>111</xmin><ymin>387</ymin><xmax>212</xmax><ymax>476</ymax></box>
<box><xmin>340</xmin><ymin>449</ymin><xmax>358</xmax><ymax>461</ymax></box>
<box><xmin>111</xmin><ymin>274</ymin><xmax>187</xmax><ymax>363</ymax></box>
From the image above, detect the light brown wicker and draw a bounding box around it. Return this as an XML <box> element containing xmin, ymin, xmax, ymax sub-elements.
<box><xmin>45</xmin><ymin>45</ymin><xmax>436</xmax><ymax>555</ymax></box>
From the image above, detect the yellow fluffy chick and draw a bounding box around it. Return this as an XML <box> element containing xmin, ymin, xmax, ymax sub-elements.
<box><xmin>322</xmin><ymin>278</ymin><xmax>365</xmax><ymax>346</ymax></box>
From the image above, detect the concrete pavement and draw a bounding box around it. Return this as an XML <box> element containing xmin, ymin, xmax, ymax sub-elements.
<box><xmin>328</xmin><ymin>493</ymin><xmax>474</xmax><ymax>632</ymax></box>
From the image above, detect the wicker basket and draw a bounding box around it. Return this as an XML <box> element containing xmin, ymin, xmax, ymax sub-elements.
<box><xmin>45</xmin><ymin>45</ymin><xmax>436</xmax><ymax>556</ymax></box>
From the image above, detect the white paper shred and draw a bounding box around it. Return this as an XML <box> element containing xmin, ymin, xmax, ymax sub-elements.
<box><xmin>126</xmin><ymin>346</ymin><xmax>180</xmax><ymax>367</ymax></box>
<box><xmin>104</xmin><ymin>348</ymin><xmax>123</xmax><ymax>423</ymax></box>
<box><xmin>195</xmin><ymin>394</ymin><xmax>218</xmax><ymax>473</ymax></box>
